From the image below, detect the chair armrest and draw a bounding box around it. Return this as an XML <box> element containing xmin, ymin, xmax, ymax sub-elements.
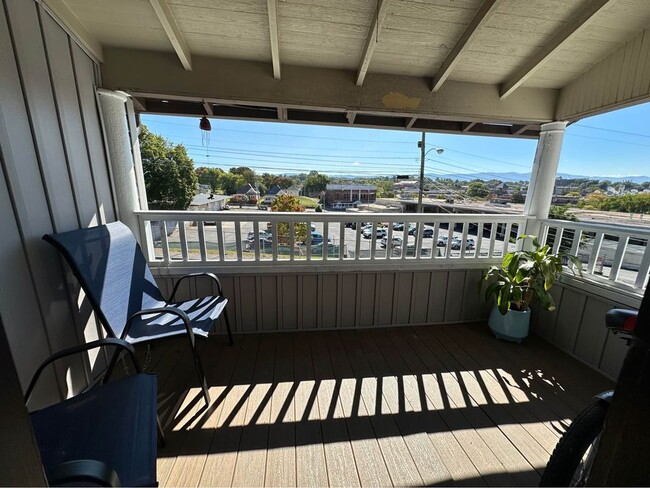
<box><xmin>25</xmin><ymin>338</ymin><xmax>140</xmax><ymax>403</ymax></box>
<box><xmin>124</xmin><ymin>306</ymin><xmax>195</xmax><ymax>346</ymax></box>
<box><xmin>169</xmin><ymin>272</ymin><xmax>224</xmax><ymax>301</ymax></box>
<box><xmin>46</xmin><ymin>459</ymin><xmax>121</xmax><ymax>487</ymax></box>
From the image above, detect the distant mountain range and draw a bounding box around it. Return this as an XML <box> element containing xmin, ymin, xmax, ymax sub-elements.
<box><xmin>425</xmin><ymin>172</ymin><xmax>650</xmax><ymax>183</ymax></box>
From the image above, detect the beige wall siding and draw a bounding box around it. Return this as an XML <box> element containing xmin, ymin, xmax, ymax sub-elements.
<box><xmin>0</xmin><ymin>0</ymin><xmax>114</xmax><ymax>408</ymax></box>
<box><xmin>154</xmin><ymin>268</ymin><xmax>493</xmax><ymax>334</ymax></box>
<box><xmin>530</xmin><ymin>282</ymin><xmax>635</xmax><ymax>380</ymax></box>
<box><xmin>557</xmin><ymin>27</ymin><xmax>650</xmax><ymax>120</ymax></box>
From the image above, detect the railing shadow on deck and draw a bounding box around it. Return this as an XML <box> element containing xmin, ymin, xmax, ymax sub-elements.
<box><xmin>140</xmin><ymin>323</ymin><xmax>611</xmax><ymax>460</ymax></box>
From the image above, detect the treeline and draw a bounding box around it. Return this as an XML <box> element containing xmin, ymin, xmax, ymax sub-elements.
<box><xmin>195</xmin><ymin>166</ymin><xmax>330</xmax><ymax>196</ymax></box>
<box><xmin>579</xmin><ymin>192</ymin><xmax>650</xmax><ymax>213</ymax></box>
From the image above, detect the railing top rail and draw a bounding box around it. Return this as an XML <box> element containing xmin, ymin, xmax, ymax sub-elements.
<box><xmin>135</xmin><ymin>210</ymin><xmax>526</xmax><ymax>224</ymax></box>
<box><xmin>542</xmin><ymin>218</ymin><xmax>650</xmax><ymax>238</ymax></box>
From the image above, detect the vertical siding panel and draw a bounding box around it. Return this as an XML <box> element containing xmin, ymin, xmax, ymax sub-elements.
<box><xmin>301</xmin><ymin>275</ymin><xmax>318</xmax><ymax>329</ymax></box>
<box><xmin>70</xmin><ymin>43</ymin><xmax>115</xmax><ymax>222</ymax></box>
<box><xmin>427</xmin><ymin>271</ymin><xmax>447</xmax><ymax>323</ymax></box>
<box><xmin>220</xmin><ymin>276</ymin><xmax>237</xmax><ymax>333</ymax></box>
<box><xmin>340</xmin><ymin>274</ymin><xmax>357</xmax><ymax>328</ymax></box>
<box><xmin>376</xmin><ymin>273</ymin><xmax>394</xmax><ymax>326</ymax></box>
<box><xmin>261</xmin><ymin>275</ymin><xmax>278</xmax><ymax>331</ymax></box>
<box><xmin>460</xmin><ymin>270</ymin><xmax>484</xmax><ymax>321</ymax></box>
<box><xmin>238</xmin><ymin>276</ymin><xmax>257</xmax><ymax>331</ymax></box>
<box><xmin>631</xmin><ymin>30</ymin><xmax>650</xmax><ymax>98</ymax></box>
<box><xmin>358</xmin><ymin>273</ymin><xmax>376</xmax><ymax>327</ymax></box>
<box><xmin>410</xmin><ymin>271</ymin><xmax>431</xmax><ymax>324</ymax></box>
<box><xmin>321</xmin><ymin>274</ymin><xmax>337</xmax><ymax>328</ymax></box>
<box><xmin>552</xmin><ymin>288</ymin><xmax>587</xmax><ymax>353</ymax></box>
<box><xmin>394</xmin><ymin>272</ymin><xmax>412</xmax><ymax>325</ymax></box>
<box><xmin>41</xmin><ymin>12</ymin><xmax>98</xmax><ymax>227</ymax></box>
<box><xmin>532</xmin><ymin>286</ymin><xmax>563</xmax><ymax>341</ymax></box>
<box><xmin>622</xmin><ymin>33</ymin><xmax>642</xmax><ymax>101</ymax></box>
<box><xmin>599</xmin><ymin>331</ymin><xmax>629</xmax><ymax>379</ymax></box>
<box><xmin>573</xmin><ymin>298</ymin><xmax>612</xmax><ymax>368</ymax></box>
<box><xmin>281</xmin><ymin>275</ymin><xmax>298</xmax><ymax>330</ymax></box>
<box><xmin>444</xmin><ymin>271</ymin><xmax>465</xmax><ymax>322</ymax></box>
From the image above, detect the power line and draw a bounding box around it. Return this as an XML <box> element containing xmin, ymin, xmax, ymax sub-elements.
<box><xmin>573</xmin><ymin>123</ymin><xmax>650</xmax><ymax>140</ymax></box>
<box><xmin>566</xmin><ymin>132</ymin><xmax>650</xmax><ymax>148</ymax></box>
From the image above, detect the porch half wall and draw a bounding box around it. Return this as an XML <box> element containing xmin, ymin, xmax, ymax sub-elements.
<box><xmin>0</xmin><ymin>0</ymin><xmax>115</xmax><ymax>408</ymax></box>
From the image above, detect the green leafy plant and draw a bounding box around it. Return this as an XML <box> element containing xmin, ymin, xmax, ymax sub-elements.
<box><xmin>482</xmin><ymin>235</ymin><xmax>583</xmax><ymax>315</ymax></box>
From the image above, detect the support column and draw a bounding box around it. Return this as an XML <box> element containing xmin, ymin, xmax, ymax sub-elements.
<box><xmin>523</xmin><ymin>121</ymin><xmax>567</xmax><ymax>237</ymax></box>
<box><xmin>96</xmin><ymin>89</ymin><xmax>142</xmax><ymax>242</ymax></box>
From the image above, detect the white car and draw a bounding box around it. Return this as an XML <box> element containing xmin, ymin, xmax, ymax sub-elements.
<box><xmin>363</xmin><ymin>227</ymin><xmax>387</xmax><ymax>239</ymax></box>
<box><xmin>380</xmin><ymin>236</ymin><xmax>402</xmax><ymax>248</ymax></box>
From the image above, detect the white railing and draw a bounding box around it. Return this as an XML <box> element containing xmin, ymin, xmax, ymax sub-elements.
<box><xmin>540</xmin><ymin>219</ymin><xmax>650</xmax><ymax>292</ymax></box>
<box><xmin>135</xmin><ymin>210</ymin><xmax>527</xmax><ymax>271</ymax></box>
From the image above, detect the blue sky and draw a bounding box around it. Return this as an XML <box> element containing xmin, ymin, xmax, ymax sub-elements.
<box><xmin>141</xmin><ymin>101</ymin><xmax>650</xmax><ymax>179</ymax></box>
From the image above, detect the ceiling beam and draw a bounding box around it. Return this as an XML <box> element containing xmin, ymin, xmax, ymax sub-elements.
<box><xmin>406</xmin><ymin>117</ymin><xmax>417</xmax><ymax>129</ymax></box>
<box><xmin>202</xmin><ymin>99</ymin><xmax>213</xmax><ymax>115</ymax></box>
<box><xmin>40</xmin><ymin>0</ymin><xmax>103</xmax><ymax>62</ymax></box>
<box><xmin>462</xmin><ymin>121</ymin><xmax>476</xmax><ymax>132</ymax></box>
<box><xmin>356</xmin><ymin>0</ymin><xmax>391</xmax><ymax>86</ymax></box>
<box><xmin>266</xmin><ymin>0</ymin><xmax>281</xmax><ymax>79</ymax></box>
<box><xmin>277</xmin><ymin>106</ymin><xmax>287</xmax><ymax>121</ymax></box>
<box><xmin>500</xmin><ymin>0</ymin><xmax>612</xmax><ymax>99</ymax></box>
<box><xmin>149</xmin><ymin>0</ymin><xmax>192</xmax><ymax>70</ymax></box>
<box><xmin>131</xmin><ymin>96</ymin><xmax>147</xmax><ymax>112</ymax></box>
<box><xmin>431</xmin><ymin>0</ymin><xmax>499</xmax><ymax>92</ymax></box>
<box><xmin>346</xmin><ymin>111</ymin><xmax>356</xmax><ymax>124</ymax></box>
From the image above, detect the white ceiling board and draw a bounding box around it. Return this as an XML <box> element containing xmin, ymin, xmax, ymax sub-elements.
<box><xmin>168</xmin><ymin>0</ymin><xmax>266</xmax><ymax>14</ymax></box>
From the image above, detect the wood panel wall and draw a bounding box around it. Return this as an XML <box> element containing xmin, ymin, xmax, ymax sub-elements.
<box><xmin>531</xmin><ymin>282</ymin><xmax>635</xmax><ymax>380</ymax></box>
<box><xmin>557</xmin><ymin>26</ymin><xmax>650</xmax><ymax>120</ymax></box>
<box><xmin>0</xmin><ymin>0</ymin><xmax>115</xmax><ymax>409</ymax></box>
<box><xmin>155</xmin><ymin>268</ymin><xmax>492</xmax><ymax>333</ymax></box>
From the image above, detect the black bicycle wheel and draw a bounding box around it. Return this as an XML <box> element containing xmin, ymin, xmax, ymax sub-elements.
<box><xmin>540</xmin><ymin>398</ymin><xmax>609</xmax><ymax>486</ymax></box>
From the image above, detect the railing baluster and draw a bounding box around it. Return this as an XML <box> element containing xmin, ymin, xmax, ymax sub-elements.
<box><xmin>234</xmin><ymin>221</ymin><xmax>242</xmax><ymax>261</ymax></box>
<box><xmin>178</xmin><ymin>220</ymin><xmax>188</xmax><ymax>261</ymax></box>
<box><xmin>339</xmin><ymin>221</ymin><xmax>345</xmax><ymax>261</ymax></box>
<box><xmin>445</xmin><ymin>222</ymin><xmax>454</xmax><ymax>259</ymax></box>
<box><xmin>355</xmin><ymin>223</ymin><xmax>361</xmax><ymax>261</ymax></box>
<box><xmin>253</xmin><ymin>221</ymin><xmax>260</xmax><ymax>261</ymax></box>
<box><xmin>271</xmin><ymin>222</ymin><xmax>278</xmax><ymax>261</ymax></box>
<box><xmin>609</xmin><ymin>235</ymin><xmax>628</xmax><ymax>282</ymax></box>
<box><xmin>401</xmin><ymin>221</ymin><xmax>409</xmax><ymax>260</ymax></box>
<box><xmin>198</xmin><ymin>221</ymin><xmax>207</xmax><ymax>262</ymax></box>
<box><xmin>386</xmin><ymin>222</ymin><xmax>394</xmax><ymax>260</ymax></box>
<box><xmin>586</xmin><ymin>232</ymin><xmax>604</xmax><ymax>275</ymax></box>
<box><xmin>370</xmin><ymin>222</ymin><xmax>377</xmax><ymax>261</ymax></box>
<box><xmin>216</xmin><ymin>221</ymin><xmax>225</xmax><ymax>262</ymax></box>
<box><xmin>159</xmin><ymin>221</ymin><xmax>170</xmax><ymax>263</ymax></box>
<box><xmin>488</xmin><ymin>222</ymin><xmax>496</xmax><ymax>258</ymax></box>
<box><xmin>322</xmin><ymin>221</ymin><xmax>329</xmax><ymax>261</ymax></box>
<box><xmin>636</xmin><ymin>242</ymin><xmax>650</xmax><ymax>288</ymax></box>
<box><xmin>431</xmin><ymin>222</ymin><xmax>440</xmax><ymax>260</ymax></box>
<box><xmin>306</xmin><ymin>220</ymin><xmax>312</xmax><ymax>261</ymax></box>
<box><xmin>460</xmin><ymin>222</ymin><xmax>468</xmax><ymax>259</ymax></box>
<box><xmin>551</xmin><ymin>226</ymin><xmax>564</xmax><ymax>255</ymax></box>
<box><xmin>475</xmin><ymin>223</ymin><xmax>484</xmax><ymax>259</ymax></box>
<box><xmin>569</xmin><ymin>227</ymin><xmax>581</xmax><ymax>256</ymax></box>
<box><xmin>289</xmin><ymin>223</ymin><xmax>295</xmax><ymax>261</ymax></box>
<box><xmin>540</xmin><ymin>223</ymin><xmax>550</xmax><ymax>246</ymax></box>
<box><xmin>416</xmin><ymin>222</ymin><xmax>424</xmax><ymax>259</ymax></box>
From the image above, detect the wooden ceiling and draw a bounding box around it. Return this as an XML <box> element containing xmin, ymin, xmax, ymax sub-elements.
<box><xmin>44</xmin><ymin>0</ymin><xmax>650</xmax><ymax>136</ymax></box>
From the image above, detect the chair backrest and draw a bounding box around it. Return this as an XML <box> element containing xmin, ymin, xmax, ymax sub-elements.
<box><xmin>43</xmin><ymin>222</ymin><xmax>165</xmax><ymax>339</ymax></box>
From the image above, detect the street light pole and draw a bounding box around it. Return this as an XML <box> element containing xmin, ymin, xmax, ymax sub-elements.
<box><xmin>417</xmin><ymin>131</ymin><xmax>425</xmax><ymax>213</ymax></box>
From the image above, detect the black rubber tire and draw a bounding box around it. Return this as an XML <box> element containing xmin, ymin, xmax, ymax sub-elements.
<box><xmin>540</xmin><ymin>398</ymin><xmax>609</xmax><ymax>486</ymax></box>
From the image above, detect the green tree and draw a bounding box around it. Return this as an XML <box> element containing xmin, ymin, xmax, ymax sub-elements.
<box><xmin>139</xmin><ymin>125</ymin><xmax>197</xmax><ymax>210</ymax></box>
<box><xmin>230</xmin><ymin>166</ymin><xmax>256</xmax><ymax>185</ymax></box>
<box><xmin>271</xmin><ymin>194</ymin><xmax>307</xmax><ymax>245</ymax></box>
<box><xmin>196</xmin><ymin>167</ymin><xmax>224</xmax><ymax>192</ymax></box>
<box><xmin>510</xmin><ymin>191</ymin><xmax>525</xmax><ymax>204</ymax></box>
<box><xmin>219</xmin><ymin>172</ymin><xmax>246</xmax><ymax>195</ymax></box>
<box><xmin>304</xmin><ymin>171</ymin><xmax>330</xmax><ymax>196</ymax></box>
<box><xmin>548</xmin><ymin>205</ymin><xmax>578</xmax><ymax>221</ymax></box>
<box><xmin>467</xmin><ymin>181</ymin><xmax>489</xmax><ymax>199</ymax></box>
<box><xmin>377</xmin><ymin>180</ymin><xmax>395</xmax><ymax>198</ymax></box>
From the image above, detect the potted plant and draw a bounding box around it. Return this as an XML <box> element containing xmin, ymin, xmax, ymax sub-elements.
<box><xmin>481</xmin><ymin>234</ymin><xmax>583</xmax><ymax>343</ymax></box>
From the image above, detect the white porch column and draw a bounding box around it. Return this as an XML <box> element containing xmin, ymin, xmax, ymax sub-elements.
<box><xmin>96</xmin><ymin>89</ymin><xmax>142</xmax><ymax>242</ymax></box>
<box><xmin>523</xmin><ymin>121</ymin><xmax>567</xmax><ymax>237</ymax></box>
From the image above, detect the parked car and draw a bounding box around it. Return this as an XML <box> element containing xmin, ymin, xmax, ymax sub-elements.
<box><xmin>345</xmin><ymin>221</ymin><xmax>370</xmax><ymax>230</ymax></box>
<box><xmin>362</xmin><ymin>227</ymin><xmax>387</xmax><ymax>239</ymax></box>
<box><xmin>306</xmin><ymin>231</ymin><xmax>326</xmax><ymax>245</ymax></box>
<box><xmin>245</xmin><ymin>236</ymin><xmax>273</xmax><ymax>251</ymax></box>
<box><xmin>437</xmin><ymin>235</ymin><xmax>448</xmax><ymax>247</ymax></box>
<box><xmin>311</xmin><ymin>242</ymin><xmax>340</xmax><ymax>257</ymax></box>
<box><xmin>380</xmin><ymin>236</ymin><xmax>403</xmax><ymax>248</ymax></box>
<box><xmin>247</xmin><ymin>230</ymin><xmax>272</xmax><ymax>241</ymax></box>
<box><xmin>451</xmin><ymin>237</ymin><xmax>475</xmax><ymax>250</ymax></box>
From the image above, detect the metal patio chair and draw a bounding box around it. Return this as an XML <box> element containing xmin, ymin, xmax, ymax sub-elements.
<box><xmin>43</xmin><ymin>221</ymin><xmax>233</xmax><ymax>406</ymax></box>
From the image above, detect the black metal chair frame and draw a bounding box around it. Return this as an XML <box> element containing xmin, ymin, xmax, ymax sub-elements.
<box><xmin>44</xmin><ymin>224</ymin><xmax>234</xmax><ymax>408</ymax></box>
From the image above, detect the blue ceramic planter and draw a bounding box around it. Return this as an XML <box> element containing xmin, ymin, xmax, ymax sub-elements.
<box><xmin>488</xmin><ymin>305</ymin><xmax>530</xmax><ymax>343</ymax></box>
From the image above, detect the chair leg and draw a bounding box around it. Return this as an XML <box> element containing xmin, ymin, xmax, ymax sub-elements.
<box><xmin>223</xmin><ymin>308</ymin><xmax>234</xmax><ymax>346</ymax></box>
<box><xmin>189</xmin><ymin>337</ymin><xmax>210</xmax><ymax>406</ymax></box>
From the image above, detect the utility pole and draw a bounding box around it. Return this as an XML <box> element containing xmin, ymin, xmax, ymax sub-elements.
<box><xmin>417</xmin><ymin>131</ymin><xmax>425</xmax><ymax>213</ymax></box>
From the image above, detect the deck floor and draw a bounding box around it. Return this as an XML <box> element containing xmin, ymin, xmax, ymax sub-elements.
<box><xmin>142</xmin><ymin>323</ymin><xmax>613</xmax><ymax>487</ymax></box>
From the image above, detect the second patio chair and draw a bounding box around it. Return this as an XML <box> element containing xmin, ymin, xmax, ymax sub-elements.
<box><xmin>43</xmin><ymin>221</ymin><xmax>233</xmax><ymax>406</ymax></box>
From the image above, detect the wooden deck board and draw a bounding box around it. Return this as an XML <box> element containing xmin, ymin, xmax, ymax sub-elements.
<box><xmin>155</xmin><ymin>323</ymin><xmax>613</xmax><ymax>487</ymax></box>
